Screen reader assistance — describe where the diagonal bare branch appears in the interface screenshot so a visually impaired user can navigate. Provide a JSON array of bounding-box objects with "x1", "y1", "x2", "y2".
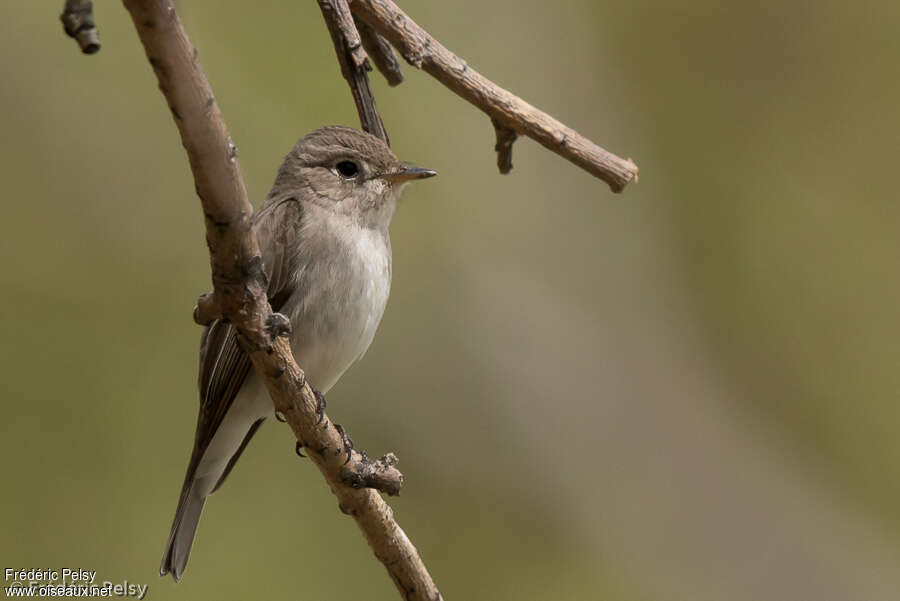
[
  {"x1": 119, "y1": 1, "x2": 440, "y2": 599},
  {"x1": 349, "y1": 0, "x2": 638, "y2": 192}
]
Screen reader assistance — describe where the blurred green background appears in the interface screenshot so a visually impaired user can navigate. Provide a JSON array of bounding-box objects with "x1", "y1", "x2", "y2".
[{"x1": 2, "y1": 1, "x2": 899, "y2": 599}]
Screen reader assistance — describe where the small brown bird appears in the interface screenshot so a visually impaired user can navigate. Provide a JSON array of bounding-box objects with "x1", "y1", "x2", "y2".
[{"x1": 160, "y1": 126, "x2": 436, "y2": 581}]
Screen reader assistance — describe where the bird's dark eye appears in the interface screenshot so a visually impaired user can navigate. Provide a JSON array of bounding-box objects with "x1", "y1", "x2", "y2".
[{"x1": 335, "y1": 160, "x2": 359, "y2": 178}]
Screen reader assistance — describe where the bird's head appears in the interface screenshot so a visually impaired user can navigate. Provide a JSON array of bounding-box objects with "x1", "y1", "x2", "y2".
[{"x1": 269, "y1": 126, "x2": 436, "y2": 228}]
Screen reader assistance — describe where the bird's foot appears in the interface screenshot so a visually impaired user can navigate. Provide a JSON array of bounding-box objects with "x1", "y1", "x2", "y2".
[
  {"x1": 265, "y1": 312, "x2": 292, "y2": 339},
  {"x1": 312, "y1": 387, "x2": 327, "y2": 424},
  {"x1": 334, "y1": 423, "x2": 355, "y2": 464}
]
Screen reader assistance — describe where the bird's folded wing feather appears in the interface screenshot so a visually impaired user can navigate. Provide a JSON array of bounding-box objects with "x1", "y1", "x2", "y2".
[{"x1": 185, "y1": 197, "x2": 305, "y2": 479}]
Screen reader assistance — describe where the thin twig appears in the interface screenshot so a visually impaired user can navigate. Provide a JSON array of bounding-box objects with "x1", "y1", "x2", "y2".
[
  {"x1": 317, "y1": 0, "x2": 390, "y2": 144},
  {"x1": 341, "y1": 452, "x2": 404, "y2": 495},
  {"x1": 60, "y1": 0, "x2": 101, "y2": 54},
  {"x1": 356, "y1": 17, "x2": 404, "y2": 86},
  {"x1": 120, "y1": 1, "x2": 439, "y2": 599},
  {"x1": 492, "y1": 117, "x2": 517, "y2": 175},
  {"x1": 349, "y1": 0, "x2": 638, "y2": 192}
]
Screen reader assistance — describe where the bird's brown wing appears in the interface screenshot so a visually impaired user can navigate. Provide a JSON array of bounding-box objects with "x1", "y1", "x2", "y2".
[
  {"x1": 183, "y1": 196, "x2": 305, "y2": 490},
  {"x1": 162, "y1": 197, "x2": 305, "y2": 579}
]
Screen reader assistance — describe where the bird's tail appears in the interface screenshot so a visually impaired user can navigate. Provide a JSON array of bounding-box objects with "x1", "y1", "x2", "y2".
[{"x1": 159, "y1": 483, "x2": 206, "y2": 583}]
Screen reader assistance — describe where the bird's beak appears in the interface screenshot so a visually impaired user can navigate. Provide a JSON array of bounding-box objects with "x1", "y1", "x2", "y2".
[{"x1": 381, "y1": 164, "x2": 438, "y2": 183}]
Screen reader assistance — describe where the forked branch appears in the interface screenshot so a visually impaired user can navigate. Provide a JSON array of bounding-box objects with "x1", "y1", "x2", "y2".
[{"x1": 349, "y1": 0, "x2": 638, "y2": 191}]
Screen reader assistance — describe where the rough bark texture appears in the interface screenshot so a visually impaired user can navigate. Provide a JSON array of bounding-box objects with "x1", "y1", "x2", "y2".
[
  {"x1": 120, "y1": 2, "x2": 439, "y2": 600},
  {"x1": 349, "y1": 0, "x2": 638, "y2": 191}
]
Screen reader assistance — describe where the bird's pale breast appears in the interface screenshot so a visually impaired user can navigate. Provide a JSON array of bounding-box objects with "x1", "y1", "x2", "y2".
[{"x1": 284, "y1": 220, "x2": 392, "y2": 393}]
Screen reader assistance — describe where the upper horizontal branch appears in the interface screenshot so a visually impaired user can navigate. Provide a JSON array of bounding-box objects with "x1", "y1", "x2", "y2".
[{"x1": 349, "y1": 0, "x2": 638, "y2": 192}]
